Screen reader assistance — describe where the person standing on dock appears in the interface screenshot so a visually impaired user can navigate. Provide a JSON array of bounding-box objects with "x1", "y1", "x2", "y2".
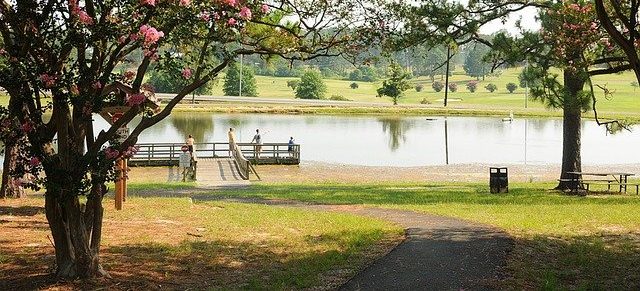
[
  {"x1": 251, "y1": 129, "x2": 263, "y2": 158},
  {"x1": 228, "y1": 128, "x2": 236, "y2": 156},
  {"x1": 186, "y1": 134, "x2": 195, "y2": 154},
  {"x1": 288, "y1": 137, "x2": 295, "y2": 157}
]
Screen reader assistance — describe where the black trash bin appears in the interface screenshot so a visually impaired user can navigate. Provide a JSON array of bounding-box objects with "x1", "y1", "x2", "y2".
[{"x1": 489, "y1": 167, "x2": 508, "y2": 193}]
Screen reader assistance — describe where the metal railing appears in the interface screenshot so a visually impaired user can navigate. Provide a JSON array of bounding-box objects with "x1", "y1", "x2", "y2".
[{"x1": 130, "y1": 142, "x2": 300, "y2": 165}]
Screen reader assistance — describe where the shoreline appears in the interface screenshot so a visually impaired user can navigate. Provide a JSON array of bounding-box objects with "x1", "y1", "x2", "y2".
[
  {"x1": 125, "y1": 161, "x2": 640, "y2": 184},
  {"x1": 169, "y1": 102, "x2": 640, "y2": 123}
]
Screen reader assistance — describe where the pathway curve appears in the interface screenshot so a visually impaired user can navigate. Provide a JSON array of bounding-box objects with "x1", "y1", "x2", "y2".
[{"x1": 192, "y1": 196, "x2": 513, "y2": 290}]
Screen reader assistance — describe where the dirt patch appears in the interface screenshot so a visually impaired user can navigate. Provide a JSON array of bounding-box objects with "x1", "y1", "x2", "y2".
[{"x1": 253, "y1": 162, "x2": 640, "y2": 184}]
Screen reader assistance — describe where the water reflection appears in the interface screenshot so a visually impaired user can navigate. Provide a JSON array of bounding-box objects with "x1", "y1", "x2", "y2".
[
  {"x1": 7, "y1": 113, "x2": 636, "y2": 167},
  {"x1": 379, "y1": 118, "x2": 413, "y2": 151},
  {"x1": 171, "y1": 114, "x2": 214, "y2": 144}
]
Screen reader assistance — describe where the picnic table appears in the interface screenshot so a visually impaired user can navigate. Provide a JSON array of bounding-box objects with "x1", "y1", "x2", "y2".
[{"x1": 565, "y1": 172, "x2": 636, "y2": 193}]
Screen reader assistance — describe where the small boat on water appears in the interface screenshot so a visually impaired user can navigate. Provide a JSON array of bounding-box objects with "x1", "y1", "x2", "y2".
[{"x1": 502, "y1": 111, "x2": 514, "y2": 122}]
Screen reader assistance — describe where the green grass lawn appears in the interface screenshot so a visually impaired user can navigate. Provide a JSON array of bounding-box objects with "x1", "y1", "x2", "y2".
[
  {"x1": 205, "y1": 68, "x2": 640, "y2": 117},
  {"x1": 0, "y1": 195, "x2": 402, "y2": 289},
  {"x1": 0, "y1": 93, "x2": 7, "y2": 106},
  {"x1": 213, "y1": 182, "x2": 640, "y2": 289}
]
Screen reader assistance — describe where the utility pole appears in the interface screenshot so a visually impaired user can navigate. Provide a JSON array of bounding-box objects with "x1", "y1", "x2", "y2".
[
  {"x1": 444, "y1": 45, "x2": 451, "y2": 107},
  {"x1": 524, "y1": 61, "x2": 528, "y2": 108},
  {"x1": 239, "y1": 54, "x2": 243, "y2": 97}
]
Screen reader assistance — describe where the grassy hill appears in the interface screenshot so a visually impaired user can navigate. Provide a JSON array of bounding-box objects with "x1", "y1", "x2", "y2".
[{"x1": 207, "y1": 68, "x2": 640, "y2": 114}]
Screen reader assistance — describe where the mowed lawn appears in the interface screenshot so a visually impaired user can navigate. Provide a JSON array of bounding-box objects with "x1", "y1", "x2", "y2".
[
  {"x1": 0, "y1": 195, "x2": 402, "y2": 290},
  {"x1": 206, "y1": 68, "x2": 640, "y2": 115},
  {"x1": 216, "y1": 182, "x2": 640, "y2": 289}
]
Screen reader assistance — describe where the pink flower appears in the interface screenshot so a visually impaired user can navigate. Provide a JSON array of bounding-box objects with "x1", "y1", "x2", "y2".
[
  {"x1": 239, "y1": 7, "x2": 252, "y2": 20},
  {"x1": 179, "y1": 0, "x2": 190, "y2": 6},
  {"x1": 212, "y1": 12, "x2": 220, "y2": 20},
  {"x1": 261, "y1": 4, "x2": 269, "y2": 13},
  {"x1": 200, "y1": 12, "x2": 210, "y2": 22},
  {"x1": 141, "y1": 0, "x2": 156, "y2": 6},
  {"x1": 40, "y1": 74, "x2": 56, "y2": 88},
  {"x1": 104, "y1": 147, "x2": 120, "y2": 160},
  {"x1": 92, "y1": 81, "x2": 103, "y2": 90},
  {"x1": 228, "y1": 18, "x2": 237, "y2": 26},
  {"x1": 29, "y1": 157, "x2": 40, "y2": 167},
  {"x1": 225, "y1": 0, "x2": 237, "y2": 7},
  {"x1": 139, "y1": 25, "x2": 164, "y2": 47},
  {"x1": 21, "y1": 122, "x2": 33, "y2": 133},
  {"x1": 118, "y1": 35, "x2": 127, "y2": 44},
  {"x1": 126, "y1": 93, "x2": 146, "y2": 106},
  {"x1": 182, "y1": 68, "x2": 192, "y2": 79},
  {"x1": 78, "y1": 10, "x2": 93, "y2": 25}
]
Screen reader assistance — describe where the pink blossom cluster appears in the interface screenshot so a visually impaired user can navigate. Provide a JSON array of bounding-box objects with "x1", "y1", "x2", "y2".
[
  {"x1": 29, "y1": 157, "x2": 40, "y2": 167},
  {"x1": 542, "y1": 2, "x2": 604, "y2": 70},
  {"x1": 239, "y1": 7, "x2": 252, "y2": 20},
  {"x1": 121, "y1": 146, "x2": 140, "y2": 159},
  {"x1": 182, "y1": 68, "x2": 193, "y2": 79},
  {"x1": 92, "y1": 81, "x2": 103, "y2": 90},
  {"x1": 69, "y1": 0, "x2": 94, "y2": 25},
  {"x1": 39, "y1": 74, "x2": 57, "y2": 88},
  {"x1": 104, "y1": 147, "x2": 120, "y2": 160},
  {"x1": 139, "y1": 25, "x2": 165, "y2": 47},
  {"x1": 180, "y1": 0, "x2": 191, "y2": 6},
  {"x1": 141, "y1": 0, "x2": 156, "y2": 6},
  {"x1": 126, "y1": 93, "x2": 146, "y2": 106},
  {"x1": 21, "y1": 121, "x2": 33, "y2": 133}
]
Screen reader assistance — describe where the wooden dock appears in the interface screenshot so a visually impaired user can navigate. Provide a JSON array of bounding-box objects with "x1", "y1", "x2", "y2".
[
  {"x1": 128, "y1": 142, "x2": 300, "y2": 167},
  {"x1": 195, "y1": 158, "x2": 251, "y2": 187}
]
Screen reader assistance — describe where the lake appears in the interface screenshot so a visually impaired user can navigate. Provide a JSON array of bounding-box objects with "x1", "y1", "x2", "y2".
[{"x1": 84, "y1": 113, "x2": 640, "y2": 167}]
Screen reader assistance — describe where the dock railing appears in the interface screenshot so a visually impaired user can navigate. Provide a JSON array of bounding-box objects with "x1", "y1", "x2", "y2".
[{"x1": 130, "y1": 142, "x2": 300, "y2": 166}]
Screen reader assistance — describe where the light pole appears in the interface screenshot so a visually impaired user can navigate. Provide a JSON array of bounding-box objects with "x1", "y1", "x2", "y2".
[{"x1": 239, "y1": 54, "x2": 243, "y2": 97}]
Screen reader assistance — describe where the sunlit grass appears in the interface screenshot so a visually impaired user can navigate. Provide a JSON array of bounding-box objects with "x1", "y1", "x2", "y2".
[
  {"x1": 214, "y1": 182, "x2": 640, "y2": 289},
  {"x1": 0, "y1": 196, "x2": 402, "y2": 289}
]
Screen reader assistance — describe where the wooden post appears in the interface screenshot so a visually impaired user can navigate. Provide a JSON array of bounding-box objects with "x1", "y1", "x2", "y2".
[
  {"x1": 123, "y1": 159, "x2": 128, "y2": 202},
  {"x1": 115, "y1": 159, "x2": 123, "y2": 210}
]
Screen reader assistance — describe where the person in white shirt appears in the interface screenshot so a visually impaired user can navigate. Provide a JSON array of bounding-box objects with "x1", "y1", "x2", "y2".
[{"x1": 250, "y1": 129, "x2": 262, "y2": 158}]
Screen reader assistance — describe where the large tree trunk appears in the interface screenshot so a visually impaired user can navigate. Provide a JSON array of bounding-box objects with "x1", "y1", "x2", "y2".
[
  {"x1": 0, "y1": 143, "x2": 25, "y2": 198},
  {"x1": 45, "y1": 183, "x2": 108, "y2": 278},
  {"x1": 556, "y1": 70, "x2": 585, "y2": 191}
]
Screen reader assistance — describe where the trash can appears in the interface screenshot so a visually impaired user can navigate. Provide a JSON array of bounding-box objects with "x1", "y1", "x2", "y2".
[{"x1": 490, "y1": 167, "x2": 508, "y2": 193}]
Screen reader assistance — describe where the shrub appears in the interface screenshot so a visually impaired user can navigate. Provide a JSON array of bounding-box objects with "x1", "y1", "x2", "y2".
[
  {"x1": 287, "y1": 80, "x2": 300, "y2": 90},
  {"x1": 466, "y1": 81, "x2": 478, "y2": 92},
  {"x1": 432, "y1": 81, "x2": 444, "y2": 92},
  {"x1": 632, "y1": 81, "x2": 639, "y2": 91},
  {"x1": 420, "y1": 98, "x2": 431, "y2": 104},
  {"x1": 415, "y1": 84, "x2": 424, "y2": 92},
  {"x1": 448, "y1": 83, "x2": 458, "y2": 92},
  {"x1": 350, "y1": 82, "x2": 359, "y2": 89},
  {"x1": 348, "y1": 66, "x2": 378, "y2": 82},
  {"x1": 295, "y1": 70, "x2": 327, "y2": 99},
  {"x1": 485, "y1": 83, "x2": 497, "y2": 92},
  {"x1": 329, "y1": 95, "x2": 351, "y2": 101},
  {"x1": 506, "y1": 82, "x2": 518, "y2": 93}
]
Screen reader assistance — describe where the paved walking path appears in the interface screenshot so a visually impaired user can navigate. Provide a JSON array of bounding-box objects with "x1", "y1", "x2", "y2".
[{"x1": 192, "y1": 196, "x2": 513, "y2": 290}]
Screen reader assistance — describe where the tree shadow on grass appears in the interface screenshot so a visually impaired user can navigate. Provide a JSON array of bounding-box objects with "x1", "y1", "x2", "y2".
[
  {"x1": 506, "y1": 233, "x2": 640, "y2": 289},
  {"x1": 0, "y1": 229, "x2": 390, "y2": 290},
  {"x1": 0, "y1": 205, "x2": 44, "y2": 216}
]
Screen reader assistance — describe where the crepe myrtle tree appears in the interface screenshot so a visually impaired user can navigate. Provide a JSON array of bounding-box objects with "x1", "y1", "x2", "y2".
[{"x1": 0, "y1": 0, "x2": 379, "y2": 279}]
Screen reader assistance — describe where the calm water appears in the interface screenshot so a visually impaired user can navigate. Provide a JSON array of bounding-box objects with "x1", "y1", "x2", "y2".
[{"x1": 85, "y1": 113, "x2": 639, "y2": 166}]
